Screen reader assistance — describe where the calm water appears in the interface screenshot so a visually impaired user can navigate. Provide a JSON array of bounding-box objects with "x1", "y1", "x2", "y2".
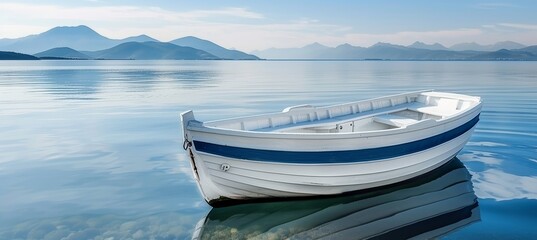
[{"x1": 0, "y1": 60, "x2": 536, "y2": 239}]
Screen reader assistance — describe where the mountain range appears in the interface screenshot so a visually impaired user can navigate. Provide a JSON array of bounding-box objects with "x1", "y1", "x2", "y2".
[
  {"x1": 0, "y1": 25, "x2": 259, "y2": 60},
  {"x1": 1, "y1": 25, "x2": 536, "y2": 60},
  {"x1": 252, "y1": 41, "x2": 537, "y2": 60},
  {"x1": 449, "y1": 41, "x2": 526, "y2": 51},
  {"x1": 85, "y1": 42, "x2": 219, "y2": 60}
]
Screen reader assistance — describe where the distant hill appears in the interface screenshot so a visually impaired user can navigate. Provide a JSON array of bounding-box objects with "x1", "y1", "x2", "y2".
[
  {"x1": 35, "y1": 47, "x2": 90, "y2": 59},
  {"x1": 170, "y1": 36, "x2": 259, "y2": 60},
  {"x1": 253, "y1": 41, "x2": 537, "y2": 60},
  {"x1": 408, "y1": 41, "x2": 449, "y2": 51},
  {"x1": 492, "y1": 41, "x2": 527, "y2": 50},
  {"x1": 121, "y1": 34, "x2": 159, "y2": 43},
  {"x1": 450, "y1": 41, "x2": 526, "y2": 51},
  {"x1": 467, "y1": 49, "x2": 537, "y2": 60},
  {"x1": 360, "y1": 42, "x2": 472, "y2": 59},
  {"x1": 254, "y1": 42, "x2": 473, "y2": 60},
  {"x1": 0, "y1": 51, "x2": 38, "y2": 60},
  {"x1": 86, "y1": 41, "x2": 220, "y2": 60},
  {"x1": 324, "y1": 44, "x2": 366, "y2": 59},
  {"x1": 361, "y1": 42, "x2": 408, "y2": 59},
  {"x1": 517, "y1": 45, "x2": 537, "y2": 55}
]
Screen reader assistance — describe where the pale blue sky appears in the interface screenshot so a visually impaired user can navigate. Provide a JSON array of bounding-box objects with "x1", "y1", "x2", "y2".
[{"x1": 1, "y1": 0, "x2": 536, "y2": 51}]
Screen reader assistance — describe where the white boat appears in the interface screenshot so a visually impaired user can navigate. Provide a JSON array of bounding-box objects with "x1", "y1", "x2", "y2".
[
  {"x1": 181, "y1": 90, "x2": 482, "y2": 206},
  {"x1": 192, "y1": 158, "x2": 480, "y2": 239}
]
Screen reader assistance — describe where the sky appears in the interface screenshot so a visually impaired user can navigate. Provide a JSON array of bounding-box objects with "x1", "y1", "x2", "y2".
[{"x1": 1, "y1": 0, "x2": 537, "y2": 52}]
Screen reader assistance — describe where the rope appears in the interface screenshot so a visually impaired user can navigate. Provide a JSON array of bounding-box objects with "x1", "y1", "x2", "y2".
[{"x1": 183, "y1": 138, "x2": 192, "y2": 150}]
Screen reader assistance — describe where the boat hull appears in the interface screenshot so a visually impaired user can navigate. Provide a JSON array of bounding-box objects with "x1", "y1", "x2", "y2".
[{"x1": 188, "y1": 126, "x2": 475, "y2": 205}]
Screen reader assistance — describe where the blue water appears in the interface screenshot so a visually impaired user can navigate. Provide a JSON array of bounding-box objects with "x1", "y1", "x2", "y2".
[{"x1": 0, "y1": 60, "x2": 536, "y2": 239}]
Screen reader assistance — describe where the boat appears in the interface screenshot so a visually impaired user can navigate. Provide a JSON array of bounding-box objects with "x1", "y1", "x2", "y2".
[
  {"x1": 181, "y1": 90, "x2": 482, "y2": 206},
  {"x1": 191, "y1": 158, "x2": 480, "y2": 239}
]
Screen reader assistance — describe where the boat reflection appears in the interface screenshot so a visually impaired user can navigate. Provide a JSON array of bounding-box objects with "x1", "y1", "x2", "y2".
[{"x1": 192, "y1": 158, "x2": 480, "y2": 239}]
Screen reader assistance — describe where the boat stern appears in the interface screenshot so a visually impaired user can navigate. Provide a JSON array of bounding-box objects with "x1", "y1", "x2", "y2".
[
  {"x1": 181, "y1": 110, "x2": 196, "y2": 142},
  {"x1": 180, "y1": 110, "x2": 227, "y2": 204}
]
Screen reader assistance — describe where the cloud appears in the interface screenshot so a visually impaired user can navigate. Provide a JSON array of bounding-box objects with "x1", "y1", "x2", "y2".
[
  {"x1": 0, "y1": 3, "x2": 263, "y2": 23},
  {"x1": 459, "y1": 152, "x2": 503, "y2": 165},
  {"x1": 470, "y1": 169, "x2": 537, "y2": 201},
  {"x1": 181, "y1": 7, "x2": 264, "y2": 19},
  {"x1": 499, "y1": 23, "x2": 537, "y2": 30},
  {"x1": 461, "y1": 147, "x2": 537, "y2": 201}
]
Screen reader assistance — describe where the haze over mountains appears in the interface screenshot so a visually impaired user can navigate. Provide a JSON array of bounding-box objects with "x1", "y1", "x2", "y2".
[
  {"x1": 1, "y1": 25, "x2": 536, "y2": 60},
  {"x1": 449, "y1": 41, "x2": 526, "y2": 51},
  {"x1": 252, "y1": 41, "x2": 537, "y2": 60},
  {"x1": 0, "y1": 25, "x2": 259, "y2": 60}
]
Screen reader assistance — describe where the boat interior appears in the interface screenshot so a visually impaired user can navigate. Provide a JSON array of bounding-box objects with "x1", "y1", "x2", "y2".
[
  {"x1": 205, "y1": 91, "x2": 480, "y2": 134},
  {"x1": 284, "y1": 109, "x2": 434, "y2": 133}
]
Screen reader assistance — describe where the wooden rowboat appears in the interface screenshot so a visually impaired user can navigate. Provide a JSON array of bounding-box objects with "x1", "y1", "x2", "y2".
[{"x1": 181, "y1": 90, "x2": 482, "y2": 206}]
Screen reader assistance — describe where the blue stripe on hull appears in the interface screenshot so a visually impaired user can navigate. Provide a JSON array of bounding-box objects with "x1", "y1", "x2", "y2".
[{"x1": 193, "y1": 115, "x2": 479, "y2": 164}]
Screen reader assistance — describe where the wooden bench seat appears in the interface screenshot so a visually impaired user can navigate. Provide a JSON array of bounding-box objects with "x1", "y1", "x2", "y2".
[
  {"x1": 374, "y1": 114, "x2": 419, "y2": 127},
  {"x1": 256, "y1": 104, "x2": 417, "y2": 132}
]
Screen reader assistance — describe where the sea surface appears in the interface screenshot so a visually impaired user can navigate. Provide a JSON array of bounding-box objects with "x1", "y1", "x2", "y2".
[{"x1": 0, "y1": 60, "x2": 536, "y2": 239}]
